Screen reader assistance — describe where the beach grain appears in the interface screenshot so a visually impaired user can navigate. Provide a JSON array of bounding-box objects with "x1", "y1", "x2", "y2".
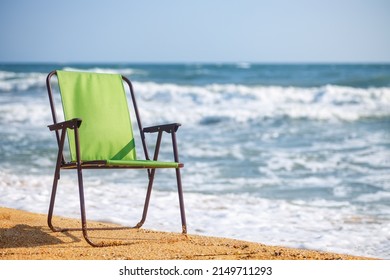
[{"x1": 0, "y1": 207, "x2": 372, "y2": 260}]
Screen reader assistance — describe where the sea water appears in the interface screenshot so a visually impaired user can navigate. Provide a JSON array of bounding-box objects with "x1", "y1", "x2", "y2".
[{"x1": 0, "y1": 63, "x2": 389, "y2": 259}]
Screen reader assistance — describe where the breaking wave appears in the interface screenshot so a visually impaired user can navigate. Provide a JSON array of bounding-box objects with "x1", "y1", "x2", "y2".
[{"x1": 1, "y1": 69, "x2": 389, "y2": 124}]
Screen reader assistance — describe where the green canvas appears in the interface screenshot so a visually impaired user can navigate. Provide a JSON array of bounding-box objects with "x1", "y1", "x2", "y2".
[
  {"x1": 57, "y1": 70, "x2": 179, "y2": 168},
  {"x1": 57, "y1": 70, "x2": 137, "y2": 162}
]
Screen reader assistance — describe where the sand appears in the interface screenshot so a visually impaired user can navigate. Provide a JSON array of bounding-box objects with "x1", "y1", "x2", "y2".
[{"x1": 0, "y1": 207, "x2": 372, "y2": 260}]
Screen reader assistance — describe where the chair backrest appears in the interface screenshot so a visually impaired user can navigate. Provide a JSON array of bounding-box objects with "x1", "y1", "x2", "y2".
[{"x1": 56, "y1": 70, "x2": 137, "y2": 162}]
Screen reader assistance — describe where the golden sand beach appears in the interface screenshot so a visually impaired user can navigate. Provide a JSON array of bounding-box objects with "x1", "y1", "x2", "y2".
[{"x1": 0, "y1": 207, "x2": 372, "y2": 260}]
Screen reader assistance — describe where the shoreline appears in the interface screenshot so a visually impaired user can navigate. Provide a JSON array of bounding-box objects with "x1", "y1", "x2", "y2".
[{"x1": 0, "y1": 207, "x2": 373, "y2": 260}]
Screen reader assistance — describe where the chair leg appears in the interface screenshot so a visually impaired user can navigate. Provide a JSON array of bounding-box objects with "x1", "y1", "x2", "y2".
[
  {"x1": 48, "y1": 128, "x2": 66, "y2": 232},
  {"x1": 135, "y1": 169, "x2": 156, "y2": 228},
  {"x1": 171, "y1": 130, "x2": 187, "y2": 234},
  {"x1": 47, "y1": 172, "x2": 59, "y2": 231},
  {"x1": 175, "y1": 168, "x2": 187, "y2": 234},
  {"x1": 76, "y1": 165, "x2": 104, "y2": 247}
]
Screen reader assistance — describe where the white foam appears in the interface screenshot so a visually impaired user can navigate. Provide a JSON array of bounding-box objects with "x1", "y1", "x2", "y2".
[
  {"x1": 0, "y1": 70, "x2": 18, "y2": 79},
  {"x1": 356, "y1": 191, "x2": 390, "y2": 203},
  {"x1": 131, "y1": 82, "x2": 390, "y2": 124},
  {"x1": 236, "y1": 62, "x2": 251, "y2": 69},
  {"x1": 1, "y1": 68, "x2": 389, "y2": 123},
  {"x1": 0, "y1": 158, "x2": 389, "y2": 259},
  {"x1": 0, "y1": 71, "x2": 47, "y2": 92},
  {"x1": 0, "y1": 100, "x2": 50, "y2": 125}
]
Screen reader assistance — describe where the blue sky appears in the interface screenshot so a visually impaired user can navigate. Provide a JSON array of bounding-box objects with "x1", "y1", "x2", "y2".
[{"x1": 0, "y1": 0, "x2": 389, "y2": 63}]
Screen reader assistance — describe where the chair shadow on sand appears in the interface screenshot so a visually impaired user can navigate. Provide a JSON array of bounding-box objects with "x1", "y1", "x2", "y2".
[{"x1": 0, "y1": 224, "x2": 80, "y2": 248}]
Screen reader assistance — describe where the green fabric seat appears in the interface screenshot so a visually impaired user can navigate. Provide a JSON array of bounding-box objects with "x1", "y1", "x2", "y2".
[{"x1": 106, "y1": 159, "x2": 179, "y2": 168}]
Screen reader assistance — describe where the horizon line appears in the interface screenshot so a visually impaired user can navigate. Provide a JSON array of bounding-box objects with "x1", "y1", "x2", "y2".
[{"x1": 1, "y1": 61, "x2": 390, "y2": 65}]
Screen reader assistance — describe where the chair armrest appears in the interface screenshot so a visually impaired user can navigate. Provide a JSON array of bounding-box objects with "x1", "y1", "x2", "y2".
[
  {"x1": 48, "y1": 118, "x2": 82, "y2": 131},
  {"x1": 143, "y1": 123, "x2": 181, "y2": 134}
]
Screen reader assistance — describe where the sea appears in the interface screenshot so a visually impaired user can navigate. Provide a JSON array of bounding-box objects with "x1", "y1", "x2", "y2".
[{"x1": 0, "y1": 63, "x2": 389, "y2": 259}]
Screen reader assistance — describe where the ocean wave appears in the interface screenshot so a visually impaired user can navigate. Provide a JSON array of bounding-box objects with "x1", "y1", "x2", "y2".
[
  {"x1": 0, "y1": 71, "x2": 47, "y2": 92},
  {"x1": 0, "y1": 67, "x2": 144, "y2": 92},
  {"x1": 1, "y1": 69, "x2": 389, "y2": 123},
  {"x1": 131, "y1": 82, "x2": 390, "y2": 123},
  {"x1": 236, "y1": 62, "x2": 251, "y2": 69}
]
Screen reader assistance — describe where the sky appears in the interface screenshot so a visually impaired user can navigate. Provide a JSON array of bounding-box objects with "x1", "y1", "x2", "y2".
[{"x1": 0, "y1": 0, "x2": 389, "y2": 63}]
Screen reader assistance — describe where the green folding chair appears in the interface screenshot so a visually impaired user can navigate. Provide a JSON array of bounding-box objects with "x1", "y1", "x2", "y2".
[{"x1": 46, "y1": 70, "x2": 187, "y2": 247}]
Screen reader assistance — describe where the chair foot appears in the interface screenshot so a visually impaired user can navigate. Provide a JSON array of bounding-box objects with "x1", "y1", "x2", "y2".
[
  {"x1": 82, "y1": 233, "x2": 108, "y2": 247},
  {"x1": 134, "y1": 221, "x2": 144, "y2": 229},
  {"x1": 48, "y1": 223, "x2": 135, "y2": 247}
]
